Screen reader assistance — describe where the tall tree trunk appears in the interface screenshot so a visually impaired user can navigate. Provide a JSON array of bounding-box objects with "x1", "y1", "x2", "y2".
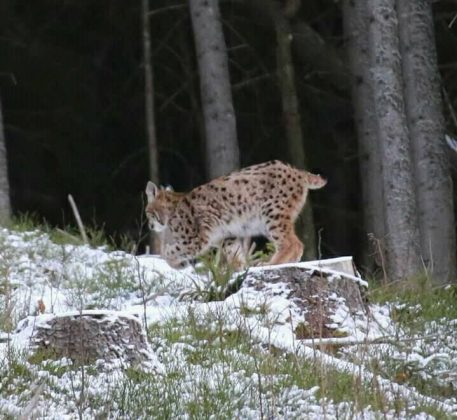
[
  {"x1": 142, "y1": 0, "x2": 160, "y2": 252},
  {"x1": 142, "y1": 0, "x2": 159, "y2": 185},
  {"x1": 397, "y1": 0, "x2": 456, "y2": 284},
  {"x1": 264, "y1": 0, "x2": 317, "y2": 260},
  {"x1": 0, "y1": 96, "x2": 11, "y2": 224},
  {"x1": 367, "y1": 0, "x2": 422, "y2": 282},
  {"x1": 178, "y1": 29, "x2": 206, "y2": 170},
  {"x1": 244, "y1": 1, "x2": 350, "y2": 94},
  {"x1": 189, "y1": 0, "x2": 240, "y2": 179},
  {"x1": 343, "y1": 0, "x2": 386, "y2": 272}
]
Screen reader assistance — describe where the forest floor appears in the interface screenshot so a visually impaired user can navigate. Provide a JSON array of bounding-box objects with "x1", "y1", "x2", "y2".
[{"x1": 0, "y1": 225, "x2": 456, "y2": 419}]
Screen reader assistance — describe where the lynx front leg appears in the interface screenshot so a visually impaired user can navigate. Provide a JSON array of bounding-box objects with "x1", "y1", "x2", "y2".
[
  {"x1": 163, "y1": 247, "x2": 191, "y2": 269},
  {"x1": 162, "y1": 236, "x2": 204, "y2": 269}
]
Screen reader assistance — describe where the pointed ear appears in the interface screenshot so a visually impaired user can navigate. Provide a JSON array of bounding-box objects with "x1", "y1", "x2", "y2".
[{"x1": 145, "y1": 181, "x2": 158, "y2": 202}]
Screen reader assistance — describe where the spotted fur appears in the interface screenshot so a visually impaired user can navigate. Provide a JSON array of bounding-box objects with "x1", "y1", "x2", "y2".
[{"x1": 145, "y1": 160, "x2": 326, "y2": 268}]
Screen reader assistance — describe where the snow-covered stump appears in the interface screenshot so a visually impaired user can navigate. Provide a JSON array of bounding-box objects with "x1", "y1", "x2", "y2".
[
  {"x1": 15, "y1": 311, "x2": 156, "y2": 369},
  {"x1": 238, "y1": 259, "x2": 369, "y2": 340}
]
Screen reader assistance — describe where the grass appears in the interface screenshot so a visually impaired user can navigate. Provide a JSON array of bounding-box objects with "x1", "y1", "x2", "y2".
[
  {"x1": 0, "y1": 348, "x2": 35, "y2": 397},
  {"x1": 1, "y1": 217, "x2": 141, "y2": 317},
  {"x1": 5, "y1": 212, "x2": 136, "y2": 250},
  {"x1": 141, "y1": 308, "x2": 421, "y2": 418},
  {"x1": 79, "y1": 259, "x2": 139, "y2": 309},
  {"x1": 370, "y1": 275, "x2": 457, "y2": 321},
  {"x1": 192, "y1": 248, "x2": 248, "y2": 301},
  {"x1": 355, "y1": 280, "x2": 457, "y2": 407},
  {"x1": 127, "y1": 307, "x2": 449, "y2": 418},
  {"x1": 2, "y1": 309, "x2": 450, "y2": 418},
  {"x1": 0, "y1": 222, "x2": 455, "y2": 418}
]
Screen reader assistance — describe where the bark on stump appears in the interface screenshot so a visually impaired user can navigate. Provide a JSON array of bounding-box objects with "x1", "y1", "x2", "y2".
[
  {"x1": 240, "y1": 263, "x2": 368, "y2": 339},
  {"x1": 18, "y1": 311, "x2": 153, "y2": 368}
]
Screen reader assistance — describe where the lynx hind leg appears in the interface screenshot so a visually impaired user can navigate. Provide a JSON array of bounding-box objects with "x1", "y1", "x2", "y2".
[{"x1": 268, "y1": 230, "x2": 304, "y2": 265}]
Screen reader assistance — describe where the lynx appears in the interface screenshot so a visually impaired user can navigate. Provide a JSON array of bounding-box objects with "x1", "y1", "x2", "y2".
[{"x1": 145, "y1": 160, "x2": 326, "y2": 268}]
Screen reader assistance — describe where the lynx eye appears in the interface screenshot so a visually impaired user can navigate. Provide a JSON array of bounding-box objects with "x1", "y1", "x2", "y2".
[
  {"x1": 149, "y1": 211, "x2": 163, "y2": 225},
  {"x1": 147, "y1": 211, "x2": 156, "y2": 222}
]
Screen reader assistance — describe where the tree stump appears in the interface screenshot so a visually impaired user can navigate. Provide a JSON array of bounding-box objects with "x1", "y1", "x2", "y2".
[
  {"x1": 238, "y1": 259, "x2": 369, "y2": 339},
  {"x1": 16, "y1": 310, "x2": 158, "y2": 369}
]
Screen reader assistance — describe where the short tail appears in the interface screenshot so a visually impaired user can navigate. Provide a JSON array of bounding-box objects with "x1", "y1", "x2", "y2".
[{"x1": 304, "y1": 172, "x2": 327, "y2": 190}]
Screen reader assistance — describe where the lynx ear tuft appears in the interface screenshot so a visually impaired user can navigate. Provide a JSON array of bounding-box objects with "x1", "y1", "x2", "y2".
[{"x1": 146, "y1": 181, "x2": 158, "y2": 202}]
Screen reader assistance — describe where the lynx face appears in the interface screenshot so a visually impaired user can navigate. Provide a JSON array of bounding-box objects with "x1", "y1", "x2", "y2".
[
  {"x1": 145, "y1": 160, "x2": 326, "y2": 269},
  {"x1": 145, "y1": 183, "x2": 178, "y2": 232}
]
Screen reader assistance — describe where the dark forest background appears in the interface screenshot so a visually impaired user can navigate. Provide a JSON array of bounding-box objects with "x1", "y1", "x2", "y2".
[{"x1": 1, "y1": 0, "x2": 457, "y2": 275}]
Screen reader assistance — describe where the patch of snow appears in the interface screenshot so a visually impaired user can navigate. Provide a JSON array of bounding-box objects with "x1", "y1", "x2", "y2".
[{"x1": 1, "y1": 227, "x2": 456, "y2": 418}]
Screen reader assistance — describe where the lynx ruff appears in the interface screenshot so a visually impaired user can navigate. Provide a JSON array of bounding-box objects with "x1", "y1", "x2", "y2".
[{"x1": 145, "y1": 160, "x2": 326, "y2": 268}]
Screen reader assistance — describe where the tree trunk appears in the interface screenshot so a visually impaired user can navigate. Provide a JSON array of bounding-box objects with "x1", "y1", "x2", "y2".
[
  {"x1": 291, "y1": 21, "x2": 350, "y2": 94},
  {"x1": 397, "y1": 0, "x2": 456, "y2": 284},
  {"x1": 189, "y1": 0, "x2": 240, "y2": 179},
  {"x1": 142, "y1": 0, "x2": 160, "y2": 252},
  {"x1": 142, "y1": 0, "x2": 159, "y2": 184},
  {"x1": 244, "y1": 0, "x2": 350, "y2": 95},
  {"x1": 343, "y1": 0, "x2": 385, "y2": 272},
  {"x1": 264, "y1": 0, "x2": 317, "y2": 260},
  {"x1": 367, "y1": 0, "x2": 422, "y2": 282},
  {"x1": 178, "y1": 29, "x2": 207, "y2": 168},
  {"x1": 0, "y1": 96, "x2": 11, "y2": 224}
]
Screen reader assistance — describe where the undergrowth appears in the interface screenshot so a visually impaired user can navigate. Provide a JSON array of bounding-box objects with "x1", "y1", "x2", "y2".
[
  {"x1": 0, "y1": 223, "x2": 455, "y2": 418},
  {"x1": 355, "y1": 279, "x2": 457, "y2": 405},
  {"x1": 5, "y1": 212, "x2": 137, "y2": 251},
  {"x1": 371, "y1": 279, "x2": 457, "y2": 322}
]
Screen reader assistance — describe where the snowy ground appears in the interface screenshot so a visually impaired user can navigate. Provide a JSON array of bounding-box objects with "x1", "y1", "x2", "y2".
[{"x1": 0, "y1": 227, "x2": 456, "y2": 419}]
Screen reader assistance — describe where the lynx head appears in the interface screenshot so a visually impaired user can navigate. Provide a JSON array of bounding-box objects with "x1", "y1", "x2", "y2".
[
  {"x1": 145, "y1": 182, "x2": 179, "y2": 232},
  {"x1": 304, "y1": 172, "x2": 327, "y2": 190}
]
